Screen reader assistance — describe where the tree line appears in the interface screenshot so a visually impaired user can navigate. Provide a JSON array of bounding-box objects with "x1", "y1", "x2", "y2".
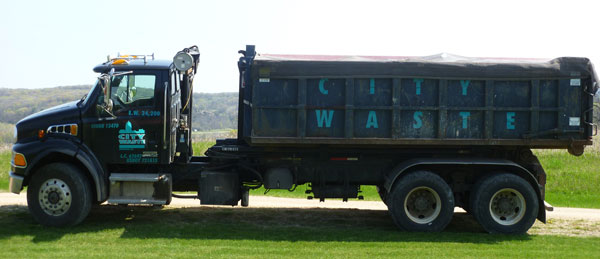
[{"x1": 0, "y1": 86, "x2": 239, "y2": 132}]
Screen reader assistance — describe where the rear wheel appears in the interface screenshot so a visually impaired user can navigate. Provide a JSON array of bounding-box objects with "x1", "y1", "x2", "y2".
[
  {"x1": 388, "y1": 170, "x2": 454, "y2": 232},
  {"x1": 470, "y1": 173, "x2": 538, "y2": 234},
  {"x1": 27, "y1": 163, "x2": 92, "y2": 227}
]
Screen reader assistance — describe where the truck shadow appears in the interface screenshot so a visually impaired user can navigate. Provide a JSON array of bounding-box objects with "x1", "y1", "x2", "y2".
[{"x1": 0, "y1": 204, "x2": 530, "y2": 243}]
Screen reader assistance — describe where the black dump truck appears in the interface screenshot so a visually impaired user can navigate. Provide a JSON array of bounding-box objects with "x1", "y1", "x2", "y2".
[{"x1": 8, "y1": 45, "x2": 598, "y2": 234}]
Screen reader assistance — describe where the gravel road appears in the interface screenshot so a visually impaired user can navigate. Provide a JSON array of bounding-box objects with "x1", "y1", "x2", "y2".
[{"x1": 1, "y1": 192, "x2": 598, "y2": 221}]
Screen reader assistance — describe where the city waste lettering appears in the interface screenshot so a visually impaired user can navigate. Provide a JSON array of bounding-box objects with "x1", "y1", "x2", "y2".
[
  {"x1": 315, "y1": 78, "x2": 516, "y2": 130},
  {"x1": 118, "y1": 121, "x2": 146, "y2": 150}
]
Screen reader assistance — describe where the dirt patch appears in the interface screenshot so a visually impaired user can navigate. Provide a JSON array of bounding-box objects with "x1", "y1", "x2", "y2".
[
  {"x1": 2, "y1": 192, "x2": 600, "y2": 237},
  {"x1": 530, "y1": 219, "x2": 600, "y2": 237}
]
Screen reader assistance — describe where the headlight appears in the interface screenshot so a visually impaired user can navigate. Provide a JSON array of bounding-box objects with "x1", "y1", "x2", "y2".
[{"x1": 13, "y1": 126, "x2": 17, "y2": 143}]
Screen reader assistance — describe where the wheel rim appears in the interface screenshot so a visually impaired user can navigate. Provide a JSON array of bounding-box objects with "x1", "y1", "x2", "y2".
[
  {"x1": 38, "y1": 178, "x2": 72, "y2": 216},
  {"x1": 489, "y1": 188, "x2": 526, "y2": 226},
  {"x1": 404, "y1": 186, "x2": 442, "y2": 224}
]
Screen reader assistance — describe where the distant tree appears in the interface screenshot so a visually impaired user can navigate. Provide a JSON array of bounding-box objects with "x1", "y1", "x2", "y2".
[
  {"x1": 0, "y1": 85, "x2": 90, "y2": 123},
  {"x1": 0, "y1": 122, "x2": 15, "y2": 145}
]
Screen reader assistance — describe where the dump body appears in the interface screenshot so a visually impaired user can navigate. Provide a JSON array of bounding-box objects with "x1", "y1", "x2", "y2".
[{"x1": 238, "y1": 50, "x2": 597, "y2": 152}]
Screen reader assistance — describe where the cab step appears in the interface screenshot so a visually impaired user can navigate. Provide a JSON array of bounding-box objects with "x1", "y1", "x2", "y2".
[{"x1": 107, "y1": 173, "x2": 172, "y2": 205}]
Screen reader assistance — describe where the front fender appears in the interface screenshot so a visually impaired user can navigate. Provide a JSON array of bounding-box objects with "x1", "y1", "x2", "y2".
[
  {"x1": 12, "y1": 139, "x2": 107, "y2": 202},
  {"x1": 75, "y1": 143, "x2": 108, "y2": 201},
  {"x1": 13, "y1": 139, "x2": 78, "y2": 177}
]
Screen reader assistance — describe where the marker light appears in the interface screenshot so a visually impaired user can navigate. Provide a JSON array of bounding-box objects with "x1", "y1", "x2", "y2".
[
  {"x1": 111, "y1": 59, "x2": 128, "y2": 65},
  {"x1": 13, "y1": 152, "x2": 27, "y2": 167},
  {"x1": 70, "y1": 125, "x2": 78, "y2": 136},
  {"x1": 38, "y1": 130, "x2": 45, "y2": 139}
]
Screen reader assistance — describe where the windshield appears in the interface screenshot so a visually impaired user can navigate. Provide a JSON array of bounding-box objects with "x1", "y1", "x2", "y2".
[
  {"x1": 80, "y1": 79, "x2": 100, "y2": 106},
  {"x1": 110, "y1": 74, "x2": 156, "y2": 106}
]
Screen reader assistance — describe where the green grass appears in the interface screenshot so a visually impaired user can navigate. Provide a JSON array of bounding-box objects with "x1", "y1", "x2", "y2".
[
  {"x1": 0, "y1": 205, "x2": 599, "y2": 258},
  {"x1": 0, "y1": 150, "x2": 10, "y2": 191},
  {"x1": 2, "y1": 142, "x2": 598, "y2": 208},
  {"x1": 249, "y1": 184, "x2": 382, "y2": 201},
  {"x1": 192, "y1": 141, "x2": 216, "y2": 156},
  {"x1": 534, "y1": 149, "x2": 600, "y2": 208}
]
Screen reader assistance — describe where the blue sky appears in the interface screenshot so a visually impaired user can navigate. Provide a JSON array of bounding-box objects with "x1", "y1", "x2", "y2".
[{"x1": 1, "y1": 0, "x2": 598, "y2": 93}]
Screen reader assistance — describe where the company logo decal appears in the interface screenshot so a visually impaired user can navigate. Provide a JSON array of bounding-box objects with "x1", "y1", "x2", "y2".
[{"x1": 118, "y1": 121, "x2": 146, "y2": 150}]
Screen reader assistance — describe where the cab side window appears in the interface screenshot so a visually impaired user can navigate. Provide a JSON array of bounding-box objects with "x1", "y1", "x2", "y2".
[{"x1": 110, "y1": 74, "x2": 156, "y2": 111}]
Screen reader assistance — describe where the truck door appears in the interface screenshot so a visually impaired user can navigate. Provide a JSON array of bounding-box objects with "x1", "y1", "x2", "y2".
[
  {"x1": 168, "y1": 69, "x2": 181, "y2": 163},
  {"x1": 84, "y1": 70, "x2": 166, "y2": 165}
]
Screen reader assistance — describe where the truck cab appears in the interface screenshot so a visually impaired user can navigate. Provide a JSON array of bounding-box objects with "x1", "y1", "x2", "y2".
[
  {"x1": 9, "y1": 47, "x2": 200, "y2": 226},
  {"x1": 88, "y1": 58, "x2": 181, "y2": 165}
]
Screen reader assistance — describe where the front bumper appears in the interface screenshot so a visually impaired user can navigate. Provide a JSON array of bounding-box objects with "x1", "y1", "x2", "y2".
[{"x1": 9, "y1": 171, "x2": 24, "y2": 194}]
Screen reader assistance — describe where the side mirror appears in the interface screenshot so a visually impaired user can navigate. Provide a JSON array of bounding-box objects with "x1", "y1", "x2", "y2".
[
  {"x1": 97, "y1": 74, "x2": 113, "y2": 114},
  {"x1": 96, "y1": 68, "x2": 131, "y2": 116}
]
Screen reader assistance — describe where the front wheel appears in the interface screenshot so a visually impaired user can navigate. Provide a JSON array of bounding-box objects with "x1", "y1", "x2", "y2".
[
  {"x1": 388, "y1": 170, "x2": 454, "y2": 232},
  {"x1": 470, "y1": 173, "x2": 538, "y2": 234},
  {"x1": 27, "y1": 163, "x2": 93, "y2": 227}
]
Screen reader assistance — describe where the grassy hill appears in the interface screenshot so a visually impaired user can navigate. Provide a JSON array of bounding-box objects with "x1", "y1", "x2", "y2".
[
  {"x1": 192, "y1": 92, "x2": 238, "y2": 131},
  {"x1": 0, "y1": 86, "x2": 91, "y2": 124},
  {"x1": 0, "y1": 86, "x2": 238, "y2": 142}
]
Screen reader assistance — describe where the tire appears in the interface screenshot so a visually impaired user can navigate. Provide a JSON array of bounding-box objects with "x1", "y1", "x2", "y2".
[
  {"x1": 470, "y1": 173, "x2": 538, "y2": 234},
  {"x1": 376, "y1": 185, "x2": 388, "y2": 206},
  {"x1": 27, "y1": 163, "x2": 92, "y2": 227},
  {"x1": 388, "y1": 171, "x2": 454, "y2": 232}
]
